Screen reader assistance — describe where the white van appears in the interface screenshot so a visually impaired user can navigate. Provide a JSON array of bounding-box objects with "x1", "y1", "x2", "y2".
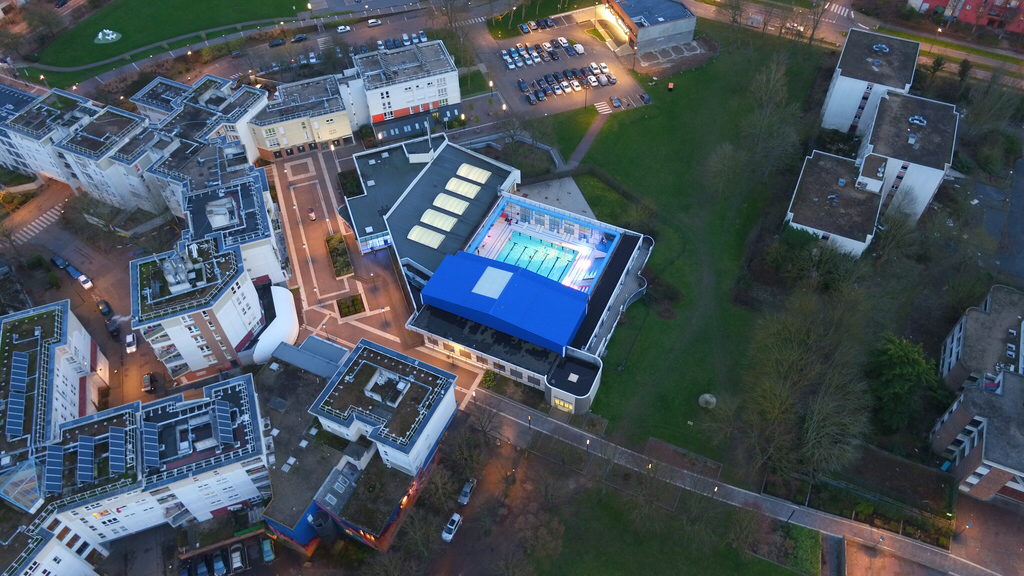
[{"x1": 574, "y1": 43, "x2": 585, "y2": 54}]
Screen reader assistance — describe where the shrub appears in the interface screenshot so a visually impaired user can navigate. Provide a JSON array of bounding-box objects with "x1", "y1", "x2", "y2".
[
  {"x1": 23, "y1": 53, "x2": 39, "y2": 63},
  {"x1": 787, "y1": 525, "x2": 821, "y2": 576},
  {"x1": 26, "y1": 255, "x2": 45, "y2": 270},
  {"x1": 481, "y1": 370, "x2": 496, "y2": 389},
  {"x1": 325, "y1": 233, "x2": 353, "y2": 276},
  {"x1": 46, "y1": 271, "x2": 60, "y2": 289}
]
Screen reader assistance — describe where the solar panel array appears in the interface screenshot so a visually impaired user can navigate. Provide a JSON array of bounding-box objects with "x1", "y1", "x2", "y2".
[
  {"x1": 5, "y1": 392, "x2": 25, "y2": 437},
  {"x1": 10, "y1": 351, "x2": 28, "y2": 394},
  {"x1": 108, "y1": 426, "x2": 126, "y2": 474},
  {"x1": 77, "y1": 436, "x2": 94, "y2": 483},
  {"x1": 142, "y1": 422, "x2": 160, "y2": 469},
  {"x1": 213, "y1": 401, "x2": 234, "y2": 445},
  {"x1": 44, "y1": 445, "x2": 63, "y2": 493}
]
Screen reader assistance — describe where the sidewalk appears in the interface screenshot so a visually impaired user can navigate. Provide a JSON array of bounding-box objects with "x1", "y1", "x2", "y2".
[
  {"x1": 464, "y1": 388, "x2": 1001, "y2": 576},
  {"x1": 558, "y1": 112, "x2": 608, "y2": 171}
]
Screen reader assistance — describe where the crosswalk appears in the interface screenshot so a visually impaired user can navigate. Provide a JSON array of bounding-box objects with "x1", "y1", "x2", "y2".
[
  {"x1": 456, "y1": 16, "x2": 487, "y2": 26},
  {"x1": 824, "y1": 2, "x2": 852, "y2": 19},
  {"x1": 593, "y1": 101, "x2": 612, "y2": 115},
  {"x1": 3, "y1": 204, "x2": 62, "y2": 247}
]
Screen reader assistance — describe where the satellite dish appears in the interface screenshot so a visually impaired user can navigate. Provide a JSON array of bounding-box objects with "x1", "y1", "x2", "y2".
[{"x1": 698, "y1": 394, "x2": 717, "y2": 409}]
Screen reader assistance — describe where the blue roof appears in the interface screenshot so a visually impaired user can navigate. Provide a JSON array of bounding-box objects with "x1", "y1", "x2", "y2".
[{"x1": 421, "y1": 251, "x2": 588, "y2": 354}]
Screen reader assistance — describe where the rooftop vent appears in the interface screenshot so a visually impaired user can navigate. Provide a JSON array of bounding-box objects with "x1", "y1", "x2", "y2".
[
  {"x1": 909, "y1": 115, "x2": 927, "y2": 126},
  {"x1": 873, "y1": 59, "x2": 882, "y2": 67},
  {"x1": 908, "y1": 134, "x2": 918, "y2": 145},
  {"x1": 837, "y1": 178, "x2": 847, "y2": 187},
  {"x1": 872, "y1": 44, "x2": 890, "y2": 53}
]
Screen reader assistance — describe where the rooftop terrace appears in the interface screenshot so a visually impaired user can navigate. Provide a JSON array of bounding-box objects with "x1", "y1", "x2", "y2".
[
  {"x1": 250, "y1": 76, "x2": 346, "y2": 127},
  {"x1": 0, "y1": 84, "x2": 39, "y2": 125},
  {"x1": 870, "y1": 92, "x2": 958, "y2": 170},
  {"x1": 355, "y1": 41, "x2": 457, "y2": 91},
  {"x1": 961, "y1": 372, "x2": 1024, "y2": 475},
  {"x1": 184, "y1": 174, "x2": 271, "y2": 247},
  {"x1": 958, "y1": 285, "x2": 1024, "y2": 378},
  {"x1": 789, "y1": 151, "x2": 882, "y2": 243},
  {"x1": 130, "y1": 238, "x2": 241, "y2": 324},
  {"x1": 838, "y1": 28, "x2": 919, "y2": 89},
  {"x1": 338, "y1": 454, "x2": 411, "y2": 537},
  {"x1": 131, "y1": 77, "x2": 190, "y2": 112},
  {"x1": 58, "y1": 107, "x2": 145, "y2": 160},
  {"x1": 312, "y1": 340, "x2": 455, "y2": 449},
  {"x1": 6, "y1": 91, "x2": 97, "y2": 139}
]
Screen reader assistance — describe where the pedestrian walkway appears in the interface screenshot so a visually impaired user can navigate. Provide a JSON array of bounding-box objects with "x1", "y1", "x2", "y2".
[
  {"x1": 824, "y1": 1, "x2": 852, "y2": 18},
  {"x1": 593, "y1": 100, "x2": 612, "y2": 115},
  {"x1": 457, "y1": 16, "x2": 487, "y2": 26},
  {"x1": 558, "y1": 112, "x2": 608, "y2": 171},
  {"x1": 3, "y1": 203, "x2": 62, "y2": 246},
  {"x1": 463, "y1": 388, "x2": 1001, "y2": 576}
]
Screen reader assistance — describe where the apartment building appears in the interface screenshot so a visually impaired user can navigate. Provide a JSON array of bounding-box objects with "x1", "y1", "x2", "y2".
[
  {"x1": 0, "y1": 376, "x2": 269, "y2": 576},
  {"x1": 908, "y1": 0, "x2": 1024, "y2": 35},
  {"x1": 5, "y1": 89, "x2": 101, "y2": 185},
  {"x1": 821, "y1": 29, "x2": 919, "y2": 135},
  {"x1": 249, "y1": 76, "x2": 353, "y2": 160},
  {"x1": 260, "y1": 338, "x2": 456, "y2": 553},
  {"x1": 0, "y1": 84, "x2": 39, "y2": 175},
  {"x1": 350, "y1": 41, "x2": 459, "y2": 124}
]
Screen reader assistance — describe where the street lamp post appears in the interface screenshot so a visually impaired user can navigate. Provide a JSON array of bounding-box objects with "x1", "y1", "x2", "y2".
[
  {"x1": 955, "y1": 523, "x2": 972, "y2": 538},
  {"x1": 489, "y1": 80, "x2": 494, "y2": 96},
  {"x1": 874, "y1": 536, "x2": 885, "y2": 549},
  {"x1": 39, "y1": 75, "x2": 48, "y2": 89},
  {"x1": 586, "y1": 438, "x2": 589, "y2": 453},
  {"x1": 528, "y1": 415, "x2": 532, "y2": 430}
]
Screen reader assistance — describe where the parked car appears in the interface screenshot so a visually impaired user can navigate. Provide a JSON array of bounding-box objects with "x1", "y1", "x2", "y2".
[
  {"x1": 211, "y1": 550, "x2": 227, "y2": 576},
  {"x1": 418, "y1": 30, "x2": 427, "y2": 42},
  {"x1": 589, "y1": 61, "x2": 600, "y2": 75},
  {"x1": 552, "y1": 82, "x2": 563, "y2": 95},
  {"x1": 142, "y1": 372, "x2": 155, "y2": 393},
  {"x1": 385, "y1": 38, "x2": 394, "y2": 50},
  {"x1": 545, "y1": 17, "x2": 556, "y2": 27},
  {"x1": 231, "y1": 50, "x2": 244, "y2": 59},
  {"x1": 308, "y1": 52, "x2": 318, "y2": 64},
  {"x1": 50, "y1": 255, "x2": 68, "y2": 269},
  {"x1": 106, "y1": 319, "x2": 120, "y2": 340},
  {"x1": 560, "y1": 80, "x2": 571, "y2": 93},
  {"x1": 291, "y1": 34, "x2": 307, "y2": 43},
  {"x1": 458, "y1": 478, "x2": 477, "y2": 505},
  {"x1": 517, "y1": 78, "x2": 529, "y2": 93},
  {"x1": 607, "y1": 72, "x2": 617, "y2": 85},
  {"x1": 125, "y1": 332, "x2": 137, "y2": 354},
  {"x1": 519, "y1": 23, "x2": 530, "y2": 34},
  {"x1": 196, "y1": 556, "x2": 210, "y2": 576},
  {"x1": 526, "y1": 92, "x2": 538, "y2": 105},
  {"x1": 97, "y1": 300, "x2": 113, "y2": 318},
  {"x1": 367, "y1": 18, "x2": 383, "y2": 27},
  {"x1": 336, "y1": 25, "x2": 351, "y2": 33},
  {"x1": 78, "y1": 275, "x2": 94, "y2": 290},
  {"x1": 640, "y1": 92, "x2": 652, "y2": 104},
  {"x1": 610, "y1": 96, "x2": 622, "y2": 108},
  {"x1": 558, "y1": 36, "x2": 569, "y2": 48},
  {"x1": 229, "y1": 544, "x2": 246, "y2": 573},
  {"x1": 55, "y1": 0, "x2": 69, "y2": 8},
  {"x1": 535, "y1": 88, "x2": 546, "y2": 101},
  {"x1": 570, "y1": 79, "x2": 582, "y2": 92},
  {"x1": 544, "y1": 73, "x2": 555, "y2": 85},
  {"x1": 587, "y1": 75, "x2": 599, "y2": 88},
  {"x1": 402, "y1": 33, "x2": 411, "y2": 45},
  {"x1": 566, "y1": 44, "x2": 576, "y2": 56},
  {"x1": 527, "y1": 20, "x2": 538, "y2": 30},
  {"x1": 441, "y1": 513, "x2": 462, "y2": 542},
  {"x1": 574, "y1": 43, "x2": 585, "y2": 54},
  {"x1": 298, "y1": 55, "x2": 308, "y2": 65},
  {"x1": 261, "y1": 539, "x2": 275, "y2": 563},
  {"x1": 505, "y1": 59, "x2": 516, "y2": 70},
  {"x1": 269, "y1": 38, "x2": 285, "y2": 48},
  {"x1": 376, "y1": 39, "x2": 385, "y2": 51},
  {"x1": 599, "y1": 61, "x2": 609, "y2": 73},
  {"x1": 360, "y1": 43, "x2": 369, "y2": 54},
  {"x1": 598, "y1": 74, "x2": 609, "y2": 86}
]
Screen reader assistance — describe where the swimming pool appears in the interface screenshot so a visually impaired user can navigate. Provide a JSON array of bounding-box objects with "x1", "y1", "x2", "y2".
[{"x1": 493, "y1": 231, "x2": 579, "y2": 283}]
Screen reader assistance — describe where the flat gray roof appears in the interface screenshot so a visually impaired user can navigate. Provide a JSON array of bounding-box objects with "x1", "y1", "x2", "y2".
[
  {"x1": 964, "y1": 372, "x2": 1024, "y2": 473},
  {"x1": 838, "y1": 28, "x2": 919, "y2": 89},
  {"x1": 959, "y1": 285, "x2": 1024, "y2": 377},
  {"x1": 612, "y1": 0, "x2": 694, "y2": 25},
  {"x1": 7, "y1": 91, "x2": 97, "y2": 139},
  {"x1": 59, "y1": 107, "x2": 145, "y2": 160},
  {"x1": 131, "y1": 77, "x2": 190, "y2": 112},
  {"x1": 789, "y1": 151, "x2": 881, "y2": 243},
  {"x1": 250, "y1": 76, "x2": 346, "y2": 127},
  {"x1": 385, "y1": 143, "x2": 511, "y2": 273},
  {"x1": 354, "y1": 41, "x2": 456, "y2": 91},
  {"x1": 870, "y1": 92, "x2": 957, "y2": 170}
]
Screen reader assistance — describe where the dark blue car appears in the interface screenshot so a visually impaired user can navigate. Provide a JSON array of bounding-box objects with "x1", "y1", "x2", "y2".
[{"x1": 519, "y1": 23, "x2": 531, "y2": 34}]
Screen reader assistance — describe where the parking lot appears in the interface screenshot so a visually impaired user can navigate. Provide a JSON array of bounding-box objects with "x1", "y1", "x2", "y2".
[{"x1": 485, "y1": 15, "x2": 648, "y2": 117}]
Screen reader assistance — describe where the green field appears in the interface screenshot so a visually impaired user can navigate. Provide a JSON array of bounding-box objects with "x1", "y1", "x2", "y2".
[
  {"x1": 487, "y1": 0, "x2": 583, "y2": 39},
  {"x1": 542, "y1": 489, "x2": 797, "y2": 576},
  {"x1": 528, "y1": 106, "x2": 597, "y2": 160},
  {"x1": 458, "y1": 70, "x2": 489, "y2": 97},
  {"x1": 578, "y1": 20, "x2": 822, "y2": 455},
  {"x1": 36, "y1": 0, "x2": 295, "y2": 67}
]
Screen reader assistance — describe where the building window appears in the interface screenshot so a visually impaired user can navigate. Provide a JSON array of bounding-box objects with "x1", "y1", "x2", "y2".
[
  {"x1": 427, "y1": 337, "x2": 439, "y2": 346},
  {"x1": 263, "y1": 128, "x2": 277, "y2": 137},
  {"x1": 510, "y1": 369, "x2": 523, "y2": 379},
  {"x1": 493, "y1": 362, "x2": 505, "y2": 372},
  {"x1": 527, "y1": 375, "x2": 541, "y2": 386},
  {"x1": 266, "y1": 138, "x2": 280, "y2": 148},
  {"x1": 459, "y1": 349, "x2": 472, "y2": 359},
  {"x1": 326, "y1": 118, "x2": 334, "y2": 124}
]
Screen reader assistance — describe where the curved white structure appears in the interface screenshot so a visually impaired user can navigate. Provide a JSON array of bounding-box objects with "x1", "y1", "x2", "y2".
[{"x1": 253, "y1": 286, "x2": 300, "y2": 364}]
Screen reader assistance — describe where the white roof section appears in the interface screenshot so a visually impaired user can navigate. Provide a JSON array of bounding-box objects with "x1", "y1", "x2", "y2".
[
  {"x1": 471, "y1": 267, "x2": 513, "y2": 298},
  {"x1": 445, "y1": 177, "x2": 480, "y2": 199},
  {"x1": 252, "y1": 286, "x2": 300, "y2": 363},
  {"x1": 434, "y1": 193, "x2": 469, "y2": 215},
  {"x1": 408, "y1": 225, "x2": 445, "y2": 248},
  {"x1": 421, "y1": 209, "x2": 457, "y2": 232},
  {"x1": 457, "y1": 163, "x2": 492, "y2": 184}
]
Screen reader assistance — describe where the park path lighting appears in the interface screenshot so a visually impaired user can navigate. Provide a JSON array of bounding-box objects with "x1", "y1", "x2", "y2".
[{"x1": 489, "y1": 80, "x2": 494, "y2": 96}]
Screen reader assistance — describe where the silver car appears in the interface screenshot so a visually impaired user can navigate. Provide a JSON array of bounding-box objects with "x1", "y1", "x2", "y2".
[{"x1": 458, "y1": 478, "x2": 477, "y2": 505}]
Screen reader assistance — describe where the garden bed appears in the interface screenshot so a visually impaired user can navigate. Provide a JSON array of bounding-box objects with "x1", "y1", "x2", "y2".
[
  {"x1": 325, "y1": 233, "x2": 353, "y2": 277},
  {"x1": 336, "y1": 294, "x2": 364, "y2": 318}
]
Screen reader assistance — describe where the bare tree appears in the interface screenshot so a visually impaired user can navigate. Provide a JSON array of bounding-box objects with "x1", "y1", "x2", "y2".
[
  {"x1": 961, "y1": 72, "x2": 1022, "y2": 140},
  {"x1": 743, "y1": 54, "x2": 799, "y2": 178},
  {"x1": 399, "y1": 509, "x2": 440, "y2": 562},
  {"x1": 23, "y1": 6, "x2": 62, "y2": 39},
  {"x1": 0, "y1": 220, "x2": 19, "y2": 259},
  {"x1": 436, "y1": 0, "x2": 464, "y2": 30},
  {"x1": 512, "y1": 501, "x2": 565, "y2": 558},
  {"x1": 361, "y1": 552, "x2": 415, "y2": 576},
  {"x1": 448, "y1": 428, "x2": 484, "y2": 477},
  {"x1": 719, "y1": 0, "x2": 743, "y2": 25},
  {"x1": 473, "y1": 407, "x2": 499, "y2": 437},
  {"x1": 421, "y1": 465, "x2": 457, "y2": 512},
  {"x1": 760, "y1": 5, "x2": 778, "y2": 34},
  {"x1": 705, "y1": 142, "x2": 748, "y2": 201},
  {"x1": 499, "y1": 113, "x2": 526, "y2": 167},
  {"x1": 492, "y1": 546, "x2": 536, "y2": 576},
  {"x1": 0, "y1": 29, "x2": 23, "y2": 56},
  {"x1": 806, "y1": 0, "x2": 830, "y2": 46}
]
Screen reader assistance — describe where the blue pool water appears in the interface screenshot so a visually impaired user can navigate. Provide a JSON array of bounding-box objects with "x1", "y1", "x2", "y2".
[{"x1": 494, "y1": 231, "x2": 578, "y2": 283}]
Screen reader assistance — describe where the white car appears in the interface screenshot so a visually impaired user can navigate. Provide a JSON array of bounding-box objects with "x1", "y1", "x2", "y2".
[
  {"x1": 441, "y1": 513, "x2": 462, "y2": 542},
  {"x1": 367, "y1": 18, "x2": 382, "y2": 27},
  {"x1": 560, "y1": 80, "x2": 571, "y2": 93},
  {"x1": 514, "y1": 57, "x2": 524, "y2": 67},
  {"x1": 125, "y1": 333, "x2": 137, "y2": 354},
  {"x1": 532, "y1": 53, "x2": 541, "y2": 64},
  {"x1": 505, "y1": 59, "x2": 516, "y2": 70},
  {"x1": 78, "y1": 275, "x2": 94, "y2": 290},
  {"x1": 336, "y1": 25, "x2": 351, "y2": 33},
  {"x1": 542, "y1": 42, "x2": 553, "y2": 52},
  {"x1": 558, "y1": 36, "x2": 569, "y2": 48},
  {"x1": 309, "y1": 52, "x2": 318, "y2": 64},
  {"x1": 552, "y1": 82, "x2": 563, "y2": 95},
  {"x1": 570, "y1": 79, "x2": 582, "y2": 92},
  {"x1": 587, "y1": 75, "x2": 599, "y2": 88},
  {"x1": 589, "y1": 61, "x2": 600, "y2": 75},
  {"x1": 599, "y1": 61, "x2": 609, "y2": 73}
]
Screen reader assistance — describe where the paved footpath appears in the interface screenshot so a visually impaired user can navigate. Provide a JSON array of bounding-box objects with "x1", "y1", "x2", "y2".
[
  {"x1": 558, "y1": 112, "x2": 608, "y2": 172},
  {"x1": 464, "y1": 388, "x2": 1001, "y2": 576}
]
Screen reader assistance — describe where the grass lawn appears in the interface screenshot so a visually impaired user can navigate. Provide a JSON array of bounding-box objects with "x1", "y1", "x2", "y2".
[
  {"x1": 541, "y1": 489, "x2": 796, "y2": 576},
  {"x1": 586, "y1": 28, "x2": 607, "y2": 42},
  {"x1": 459, "y1": 70, "x2": 489, "y2": 97},
  {"x1": 528, "y1": 106, "x2": 597, "y2": 159},
  {"x1": 877, "y1": 27, "x2": 1024, "y2": 65},
  {"x1": 36, "y1": 0, "x2": 295, "y2": 67},
  {"x1": 578, "y1": 20, "x2": 822, "y2": 454}
]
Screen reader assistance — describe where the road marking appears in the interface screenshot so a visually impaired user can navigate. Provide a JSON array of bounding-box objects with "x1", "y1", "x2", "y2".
[
  {"x1": 593, "y1": 101, "x2": 612, "y2": 115},
  {"x1": 456, "y1": 16, "x2": 486, "y2": 26},
  {"x1": 10, "y1": 204, "x2": 63, "y2": 244},
  {"x1": 825, "y1": 2, "x2": 850, "y2": 17}
]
